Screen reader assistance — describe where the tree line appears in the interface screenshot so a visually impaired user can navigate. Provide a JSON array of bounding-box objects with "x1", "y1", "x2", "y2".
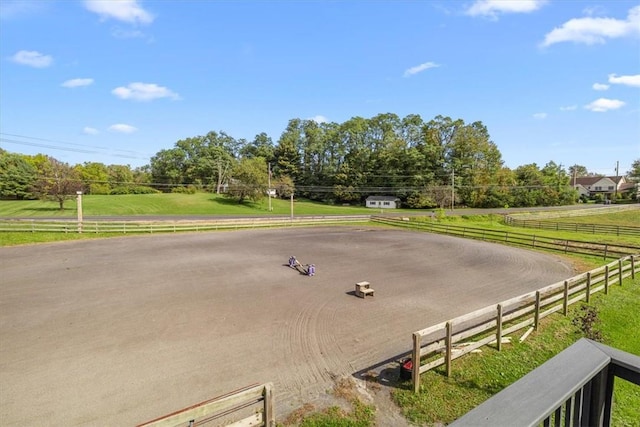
[{"x1": 2, "y1": 113, "x2": 639, "y2": 209}]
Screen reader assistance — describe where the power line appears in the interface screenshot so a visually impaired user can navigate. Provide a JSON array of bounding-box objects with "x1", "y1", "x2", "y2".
[{"x1": 0, "y1": 133, "x2": 152, "y2": 160}]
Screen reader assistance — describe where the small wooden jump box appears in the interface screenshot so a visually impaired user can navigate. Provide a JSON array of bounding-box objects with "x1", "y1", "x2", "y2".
[{"x1": 355, "y1": 281, "x2": 374, "y2": 298}]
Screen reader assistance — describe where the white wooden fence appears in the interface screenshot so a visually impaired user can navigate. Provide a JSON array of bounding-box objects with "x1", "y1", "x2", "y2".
[
  {"x1": 0, "y1": 216, "x2": 370, "y2": 234},
  {"x1": 411, "y1": 255, "x2": 639, "y2": 392}
]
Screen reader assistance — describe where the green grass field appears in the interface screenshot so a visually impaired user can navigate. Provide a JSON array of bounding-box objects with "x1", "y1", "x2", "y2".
[
  {"x1": 0, "y1": 193, "x2": 382, "y2": 217},
  {"x1": 391, "y1": 275, "x2": 640, "y2": 426}
]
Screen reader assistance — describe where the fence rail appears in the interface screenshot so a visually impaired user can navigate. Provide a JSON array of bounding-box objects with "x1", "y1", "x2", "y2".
[
  {"x1": 504, "y1": 216, "x2": 640, "y2": 237},
  {"x1": 136, "y1": 383, "x2": 274, "y2": 427},
  {"x1": 0, "y1": 216, "x2": 371, "y2": 234},
  {"x1": 410, "y1": 255, "x2": 638, "y2": 393},
  {"x1": 371, "y1": 216, "x2": 640, "y2": 260}
]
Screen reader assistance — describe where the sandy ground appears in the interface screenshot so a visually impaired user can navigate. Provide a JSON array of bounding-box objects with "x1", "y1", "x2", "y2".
[{"x1": 0, "y1": 226, "x2": 573, "y2": 425}]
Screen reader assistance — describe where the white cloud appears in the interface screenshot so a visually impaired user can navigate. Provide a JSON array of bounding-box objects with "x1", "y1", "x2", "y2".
[
  {"x1": 540, "y1": 5, "x2": 640, "y2": 47},
  {"x1": 84, "y1": 0, "x2": 154, "y2": 25},
  {"x1": 584, "y1": 98, "x2": 625, "y2": 112},
  {"x1": 83, "y1": 127, "x2": 99, "y2": 135},
  {"x1": 465, "y1": 0, "x2": 547, "y2": 18},
  {"x1": 592, "y1": 83, "x2": 609, "y2": 91},
  {"x1": 109, "y1": 123, "x2": 138, "y2": 133},
  {"x1": 309, "y1": 115, "x2": 328, "y2": 123},
  {"x1": 62, "y1": 78, "x2": 94, "y2": 88},
  {"x1": 608, "y1": 73, "x2": 640, "y2": 88},
  {"x1": 560, "y1": 105, "x2": 577, "y2": 111},
  {"x1": 0, "y1": 0, "x2": 47, "y2": 19},
  {"x1": 533, "y1": 112, "x2": 548, "y2": 119},
  {"x1": 112, "y1": 82, "x2": 180, "y2": 101},
  {"x1": 403, "y1": 62, "x2": 440, "y2": 77},
  {"x1": 10, "y1": 50, "x2": 53, "y2": 68}
]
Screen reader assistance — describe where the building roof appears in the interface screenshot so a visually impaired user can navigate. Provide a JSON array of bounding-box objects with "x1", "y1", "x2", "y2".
[
  {"x1": 573, "y1": 176, "x2": 625, "y2": 186},
  {"x1": 366, "y1": 196, "x2": 400, "y2": 201}
]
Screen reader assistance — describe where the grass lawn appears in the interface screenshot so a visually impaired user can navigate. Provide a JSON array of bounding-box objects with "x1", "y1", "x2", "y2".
[
  {"x1": 391, "y1": 275, "x2": 640, "y2": 426},
  {"x1": 0, "y1": 193, "x2": 403, "y2": 217}
]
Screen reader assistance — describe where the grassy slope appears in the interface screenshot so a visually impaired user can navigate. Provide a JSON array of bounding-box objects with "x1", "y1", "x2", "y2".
[
  {"x1": 391, "y1": 276, "x2": 640, "y2": 426},
  {"x1": 0, "y1": 193, "x2": 393, "y2": 217}
]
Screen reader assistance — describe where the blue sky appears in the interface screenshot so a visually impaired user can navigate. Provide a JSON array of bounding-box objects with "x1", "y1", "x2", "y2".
[{"x1": 1, "y1": 0, "x2": 638, "y2": 176}]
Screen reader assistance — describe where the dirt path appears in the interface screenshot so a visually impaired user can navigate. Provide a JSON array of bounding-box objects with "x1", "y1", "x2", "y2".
[{"x1": 0, "y1": 227, "x2": 573, "y2": 425}]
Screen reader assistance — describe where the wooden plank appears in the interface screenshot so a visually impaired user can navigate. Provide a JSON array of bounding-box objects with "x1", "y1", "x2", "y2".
[
  {"x1": 416, "y1": 320, "x2": 448, "y2": 338},
  {"x1": 419, "y1": 338, "x2": 446, "y2": 358},
  {"x1": 420, "y1": 356, "x2": 446, "y2": 374},
  {"x1": 496, "y1": 304, "x2": 503, "y2": 351},
  {"x1": 502, "y1": 305, "x2": 535, "y2": 323},
  {"x1": 450, "y1": 335, "x2": 495, "y2": 360},
  {"x1": 137, "y1": 384, "x2": 266, "y2": 427},
  {"x1": 412, "y1": 332, "x2": 421, "y2": 393},
  {"x1": 450, "y1": 319, "x2": 497, "y2": 343},
  {"x1": 227, "y1": 412, "x2": 263, "y2": 427},
  {"x1": 446, "y1": 322, "x2": 452, "y2": 377},
  {"x1": 263, "y1": 383, "x2": 274, "y2": 427},
  {"x1": 502, "y1": 318, "x2": 534, "y2": 336}
]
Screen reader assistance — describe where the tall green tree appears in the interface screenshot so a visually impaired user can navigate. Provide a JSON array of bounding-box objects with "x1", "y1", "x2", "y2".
[
  {"x1": 274, "y1": 119, "x2": 302, "y2": 181},
  {"x1": 0, "y1": 150, "x2": 36, "y2": 199},
  {"x1": 32, "y1": 156, "x2": 83, "y2": 210},
  {"x1": 227, "y1": 157, "x2": 268, "y2": 203},
  {"x1": 240, "y1": 132, "x2": 275, "y2": 162},
  {"x1": 75, "y1": 162, "x2": 110, "y2": 194}
]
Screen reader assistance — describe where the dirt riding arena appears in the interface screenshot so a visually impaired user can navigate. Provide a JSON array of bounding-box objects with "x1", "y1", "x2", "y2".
[{"x1": 0, "y1": 226, "x2": 573, "y2": 425}]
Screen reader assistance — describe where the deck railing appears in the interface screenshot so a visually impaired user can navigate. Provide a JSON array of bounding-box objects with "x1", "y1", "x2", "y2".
[{"x1": 450, "y1": 339, "x2": 640, "y2": 427}]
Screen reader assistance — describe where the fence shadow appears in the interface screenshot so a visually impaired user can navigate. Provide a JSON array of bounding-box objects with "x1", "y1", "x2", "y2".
[{"x1": 351, "y1": 351, "x2": 413, "y2": 390}]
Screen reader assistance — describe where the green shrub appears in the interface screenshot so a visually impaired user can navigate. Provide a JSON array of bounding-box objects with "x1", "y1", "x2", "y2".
[{"x1": 171, "y1": 185, "x2": 197, "y2": 194}]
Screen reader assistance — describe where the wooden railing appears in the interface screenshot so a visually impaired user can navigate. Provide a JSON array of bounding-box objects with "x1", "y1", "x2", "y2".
[
  {"x1": 410, "y1": 255, "x2": 638, "y2": 393},
  {"x1": 136, "y1": 383, "x2": 274, "y2": 427},
  {"x1": 504, "y1": 216, "x2": 640, "y2": 237},
  {"x1": 0, "y1": 215, "x2": 370, "y2": 234},
  {"x1": 450, "y1": 339, "x2": 640, "y2": 426},
  {"x1": 371, "y1": 216, "x2": 640, "y2": 259}
]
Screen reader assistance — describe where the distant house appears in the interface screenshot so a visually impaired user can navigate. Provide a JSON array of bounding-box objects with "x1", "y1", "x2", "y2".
[
  {"x1": 366, "y1": 196, "x2": 401, "y2": 209},
  {"x1": 572, "y1": 176, "x2": 631, "y2": 199}
]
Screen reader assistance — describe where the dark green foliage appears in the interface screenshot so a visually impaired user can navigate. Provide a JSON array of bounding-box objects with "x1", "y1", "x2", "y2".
[
  {"x1": 171, "y1": 185, "x2": 197, "y2": 194},
  {"x1": 110, "y1": 186, "x2": 160, "y2": 195},
  {"x1": 0, "y1": 150, "x2": 37, "y2": 199}
]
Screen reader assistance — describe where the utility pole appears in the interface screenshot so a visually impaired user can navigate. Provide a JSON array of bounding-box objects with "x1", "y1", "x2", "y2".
[
  {"x1": 614, "y1": 161, "x2": 619, "y2": 203},
  {"x1": 268, "y1": 162, "x2": 272, "y2": 212},
  {"x1": 290, "y1": 193, "x2": 294, "y2": 219},
  {"x1": 451, "y1": 168, "x2": 455, "y2": 211},
  {"x1": 76, "y1": 191, "x2": 83, "y2": 233}
]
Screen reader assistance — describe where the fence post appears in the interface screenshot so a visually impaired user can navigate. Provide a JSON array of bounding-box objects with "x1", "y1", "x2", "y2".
[
  {"x1": 496, "y1": 304, "x2": 503, "y2": 351},
  {"x1": 532, "y1": 235, "x2": 536, "y2": 248},
  {"x1": 618, "y1": 260, "x2": 623, "y2": 286},
  {"x1": 564, "y1": 240, "x2": 569, "y2": 254},
  {"x1": 604, "y1": 244, "x2": 608, "y2": 260},
  {"x1": 534, "y1": 291, "x2": 541, "y2": 330},
  {"x1": 586, "y1": 272, "x2": 591, "y2": 303},
  {"x1": 604, "y1": 266, "x2": 609, "y2": 295},
  {"x1": 563, "y1": 280, "x2": 569, "y2": 316},
  {"x1": 445, "y1": 322, "x2": 453, "y2": 377},
  {"x1": 412, "y1": 332, "x2": 421, "y2": 393},
  {"x1": 263, "y1": 383, "x2": 275, "y2": 426},
  {"x1": 631, "y1": 256, "x2": 635, "y2": 280}
]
